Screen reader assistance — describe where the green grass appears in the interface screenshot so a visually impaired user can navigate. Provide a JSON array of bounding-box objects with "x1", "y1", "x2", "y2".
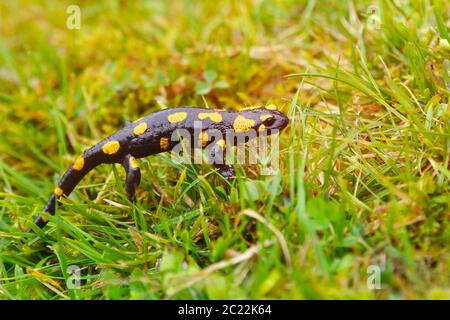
[{"x1": 0, "y1": 0, "x2": 449, "y2": 299}]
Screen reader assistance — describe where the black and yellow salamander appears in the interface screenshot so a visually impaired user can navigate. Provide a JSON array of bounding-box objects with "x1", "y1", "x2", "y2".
[{"x1": 29, "y1": 106, "x2": 288, "y2": 231}]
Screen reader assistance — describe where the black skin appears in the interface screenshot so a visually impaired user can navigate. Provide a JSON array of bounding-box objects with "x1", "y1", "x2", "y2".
[{"x1": 29, "y1": 106, "x2": 289, "y2": 231}]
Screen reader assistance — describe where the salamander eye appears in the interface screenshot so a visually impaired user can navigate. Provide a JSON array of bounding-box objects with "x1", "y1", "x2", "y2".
[{"x1": 263, "y1": 116, "x2": 275, "y2": 126}]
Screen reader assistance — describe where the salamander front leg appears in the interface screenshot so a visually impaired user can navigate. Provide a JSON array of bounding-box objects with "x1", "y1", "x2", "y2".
[
  {"x1": 210, "y1": 139, "x2": 235, "y2": 180},
  {"x1": 217, "y1": 165, "x2": 235, "y2": 180},
  {"x1": 121, "y1": 155, "x2": 141, "y2": 203}
]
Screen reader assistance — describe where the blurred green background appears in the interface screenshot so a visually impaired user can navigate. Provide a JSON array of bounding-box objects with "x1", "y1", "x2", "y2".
[{"x1": 0, "y1": 0, "x2": 449, "y2": 299}]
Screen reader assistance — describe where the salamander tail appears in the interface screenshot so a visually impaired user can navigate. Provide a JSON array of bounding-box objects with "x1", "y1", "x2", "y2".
[{"x1": 27, "y1": 151, "x2": 101, "y2": 232}]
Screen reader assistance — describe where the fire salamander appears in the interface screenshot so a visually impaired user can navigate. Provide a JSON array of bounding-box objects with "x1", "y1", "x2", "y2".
[{"x1": 29, "y1": 105, "x2": 288, "y2": 231}]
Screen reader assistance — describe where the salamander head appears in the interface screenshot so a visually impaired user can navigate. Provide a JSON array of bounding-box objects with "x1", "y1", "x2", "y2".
[{"x1": 232, "y1": 105, "x2": 289, "y2": 134}]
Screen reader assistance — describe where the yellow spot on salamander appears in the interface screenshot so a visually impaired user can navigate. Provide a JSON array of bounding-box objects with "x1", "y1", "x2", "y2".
[
  {"x1": 216, "y1": 139, "x2": 226, "y2": 149},
  {"x1": 233, "y1": 115, "x2": 255, "y2": 132},
  {"x1": 198, "y1": 112, "x2": 223, "y2": 122},
  {"x1": 73, "y1": 155, "x2": 84, "y2": 171},
  {"x1": 167, "y1": 112, "x2": 187, "y2": 123},
  {"x1": 266, "y1": 104, "x2": 277, "y2": 110},
  {"x1": 199, "y1": 131, "x2": 209, "y2": 147},
  {"x1": 160, "y1": 137, "x2": 170, "y2": 151},
  {"x1": 133, "y1": 122, "x2": 147, "y2": 135},
  {"x1": 54, "y1": 187, "x2": 63, "y2": 196},
  {"x1": 129, "y1": 156, "x2": 139, "y2": 169},
  {"x1": 102, "y1": 141, "x2": 120, "y2": 155},
  {"x1": 260, "y1": 114, "x2": 273, "y2": 122},
  {"x1": 259, "y1": 124, "x2": 266, "y2": 132},
  {"x1": 41, "y1": 211, "x2": 50, "y2": 223},
  {"x1": 241, "y1": 105, "x2": 261, "y2": 111}
]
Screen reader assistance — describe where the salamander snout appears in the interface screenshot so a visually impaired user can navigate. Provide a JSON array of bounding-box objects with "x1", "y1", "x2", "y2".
[{"x1": 262, "y1": 110, "x2": 289, "y2": 132}]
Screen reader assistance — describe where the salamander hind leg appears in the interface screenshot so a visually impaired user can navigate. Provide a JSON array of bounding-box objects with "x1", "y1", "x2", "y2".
[{"x1": 121, "y1": 155, "x2": 141, "y2": 203}]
